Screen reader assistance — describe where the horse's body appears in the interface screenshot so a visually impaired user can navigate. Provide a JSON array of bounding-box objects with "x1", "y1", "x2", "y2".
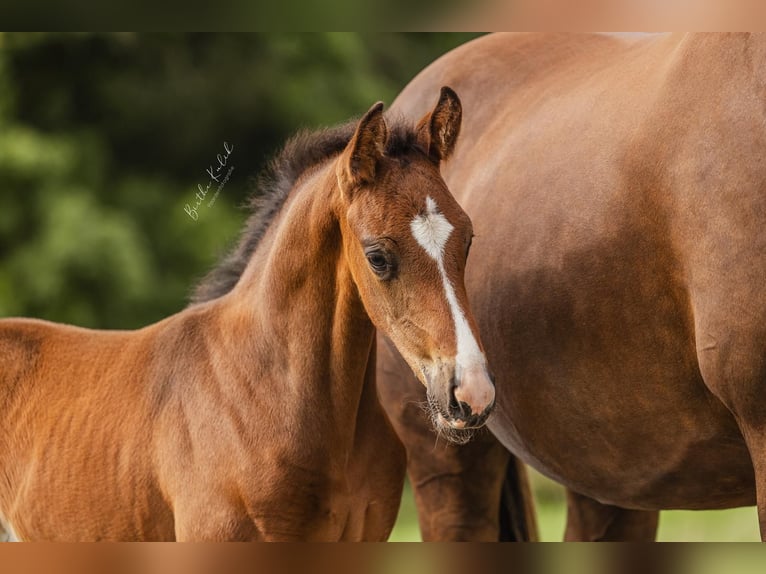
[
  {"x1": 380, "y1": 33, "x2": 766, "y2": 539},
  {"x1": 0, "y1": 90, "x2": 495, "y2": 541}
]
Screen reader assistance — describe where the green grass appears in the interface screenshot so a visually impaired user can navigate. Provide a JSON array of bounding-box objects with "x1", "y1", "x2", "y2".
[
  {"x1": 389, "y1": 468, "x2": 761, "y2": 542},
  {"x1": 388, "y1": 479, "x2": 423, "y2": 542}
]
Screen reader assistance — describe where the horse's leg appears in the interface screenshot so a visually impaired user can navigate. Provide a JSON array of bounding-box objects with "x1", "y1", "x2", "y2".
[
  {"x1": 712, "y1": 387, "x2": 766, "y2": 539},
  {"x1": 377, "y1": 336, "x2": 536, "y2": 541},
  {"x1": 564, "y1": 489, "x2": 659, "y2": 541},
  {"x1": 696, "y1": 372, "x2": 764, "y2": 538},
  {"x1": 689, "y1": 295, "x2": 766, "y2": 537},
  {"x1": 737, "y1": 435, "x2": 766, "y2": 539},
  {"x1": 408, "y1": 434, "x2": 521, "y2": 541}
]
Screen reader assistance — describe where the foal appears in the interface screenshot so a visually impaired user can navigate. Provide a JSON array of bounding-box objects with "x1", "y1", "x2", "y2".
[{"x1": 0, "y1": 88, "x2": 495, "y2": 541}]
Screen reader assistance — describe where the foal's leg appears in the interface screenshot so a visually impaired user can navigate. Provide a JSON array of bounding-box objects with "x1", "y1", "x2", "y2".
[
  {"x1": 564, "y1": 489, "x2": 659, "y2": 541},
  {"x1": 173, "y1": 499, "x2": 259, "y2": 541}
]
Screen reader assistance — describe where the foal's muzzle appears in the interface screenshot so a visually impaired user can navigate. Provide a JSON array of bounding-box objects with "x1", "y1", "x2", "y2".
[
  {"x1": 426, "y1": 363, "x2": 496, "y2": 431},
  {"x1": 447, "y1": 370, "x2": 496, "y2": 428}
]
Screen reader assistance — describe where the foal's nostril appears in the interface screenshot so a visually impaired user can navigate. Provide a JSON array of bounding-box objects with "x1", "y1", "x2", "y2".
[
  {"x1": 448, "y1": 376, "x2": 458, "y2": 408},
  {"x1": 448, "y1": 380, "x2": 471, "y2": 419}
]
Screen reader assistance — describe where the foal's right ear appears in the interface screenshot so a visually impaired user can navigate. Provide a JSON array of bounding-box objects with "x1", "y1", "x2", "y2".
[{"x1": 337, "y1": 102, "x2": 388, "y2": 198}]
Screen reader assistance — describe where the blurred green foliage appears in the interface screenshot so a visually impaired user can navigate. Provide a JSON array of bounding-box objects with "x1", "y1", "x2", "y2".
[
  {"x1": 0, "y1": 33, "x2": 480, "y2": 329},
  {"x1": 1, "y1": 0, "x2": 470, "y2": 32}
]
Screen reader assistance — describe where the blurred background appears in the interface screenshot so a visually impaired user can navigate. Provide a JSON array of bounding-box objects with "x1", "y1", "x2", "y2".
[
  {"x1": 0, "y1": 32, "x2": 760, "y2": 542},
  {"x1": 0, "y1": 32, "x2": 480, "y2": 328}
]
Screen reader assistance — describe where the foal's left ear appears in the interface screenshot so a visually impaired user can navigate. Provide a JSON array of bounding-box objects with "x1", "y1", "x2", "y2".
[
  {"x1": 416, "y1": 86, "x2": 462, "y2": 163},
  {"x1": 337, "y1": 101, "x2": 388, "y2": 196}
]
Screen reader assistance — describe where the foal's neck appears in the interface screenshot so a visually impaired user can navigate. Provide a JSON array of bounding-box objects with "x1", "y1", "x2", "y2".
[{"x1": 214, "y1": 161, "x2": 374, "y2": 440}]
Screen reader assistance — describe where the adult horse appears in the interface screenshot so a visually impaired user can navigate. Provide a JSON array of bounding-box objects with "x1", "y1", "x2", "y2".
[
  {"x1": 0, "y1": 88, "x2": 497, "y2": 541},
  {"x1": 379, "y1": 33, "x2": 766, "y2": 541}
]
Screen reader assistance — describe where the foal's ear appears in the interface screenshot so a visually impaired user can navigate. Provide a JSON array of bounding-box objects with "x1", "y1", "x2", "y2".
[
  {"x1": 416, "y1": 86, "x2": 462, "y2": 162},
  {"x1": 337, "y1": 101, "x2": 388, "y2": 196}
]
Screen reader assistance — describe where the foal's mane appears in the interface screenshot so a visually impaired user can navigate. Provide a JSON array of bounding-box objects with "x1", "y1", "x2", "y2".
[{"x1": 191, "y1": 114, "x2": 422, "y2": 304}]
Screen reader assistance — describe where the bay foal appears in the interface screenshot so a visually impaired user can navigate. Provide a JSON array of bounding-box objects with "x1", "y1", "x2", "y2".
[{"x1": 0, "y1": 88, "x2": 494, "y2": 541}]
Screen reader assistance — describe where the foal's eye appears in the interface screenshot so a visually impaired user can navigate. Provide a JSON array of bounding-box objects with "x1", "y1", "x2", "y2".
[
  {"x1": 366, "y1": 251, "x2": 389, "y2": 274},
  {"x1": 363, "y1": 241, "x2": 397, "y2": 280}
]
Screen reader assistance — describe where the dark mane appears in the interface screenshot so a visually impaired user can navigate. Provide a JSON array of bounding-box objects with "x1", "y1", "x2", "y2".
[{"x1": 190, "y1": 114, "x2": 421, "y2": 304}]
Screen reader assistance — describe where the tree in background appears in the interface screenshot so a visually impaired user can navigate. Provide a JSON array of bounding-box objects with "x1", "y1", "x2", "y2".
[{"x1": 0, "y1": 33, "x2": 480, "y2": 329}]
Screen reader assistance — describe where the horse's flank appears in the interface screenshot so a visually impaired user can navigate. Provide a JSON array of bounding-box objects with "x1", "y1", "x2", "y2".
[{"x1": 380, "y1": 32, "x2": 766, "y2": 540}]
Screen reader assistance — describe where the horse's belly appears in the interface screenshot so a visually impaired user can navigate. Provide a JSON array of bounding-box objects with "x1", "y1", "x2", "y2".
[{"x1": 489, "y1": 387, "x2": 755, "y2": 510}]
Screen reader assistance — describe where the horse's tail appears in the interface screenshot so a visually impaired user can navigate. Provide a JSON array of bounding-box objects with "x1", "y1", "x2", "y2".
[{"x1": 499, "y1": 456, "x2": 539, "y2": 541}]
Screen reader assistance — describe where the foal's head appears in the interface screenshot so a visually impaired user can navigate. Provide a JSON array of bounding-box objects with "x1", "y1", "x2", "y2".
[{"x1": 336, "y1": 87, "x2": 494, "y2": 439}]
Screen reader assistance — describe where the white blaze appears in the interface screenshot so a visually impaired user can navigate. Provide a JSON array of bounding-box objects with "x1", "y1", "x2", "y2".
[{"x1": 410, "y1": 197, "x2": 485, "y2": 369}]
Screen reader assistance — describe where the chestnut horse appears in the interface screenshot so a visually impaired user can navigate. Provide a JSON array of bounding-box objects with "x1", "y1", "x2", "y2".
[
  {"x1": 379, "y1": 33, "x2": 766, "y2": 541},
  {"x1": 0, "y1": 88, "x2": 496, "y2": 541}
]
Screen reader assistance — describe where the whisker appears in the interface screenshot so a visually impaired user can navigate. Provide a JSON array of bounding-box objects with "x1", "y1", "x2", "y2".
[{"x1": 421, "y1": 393, "x2": 476, "y2": 446}]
